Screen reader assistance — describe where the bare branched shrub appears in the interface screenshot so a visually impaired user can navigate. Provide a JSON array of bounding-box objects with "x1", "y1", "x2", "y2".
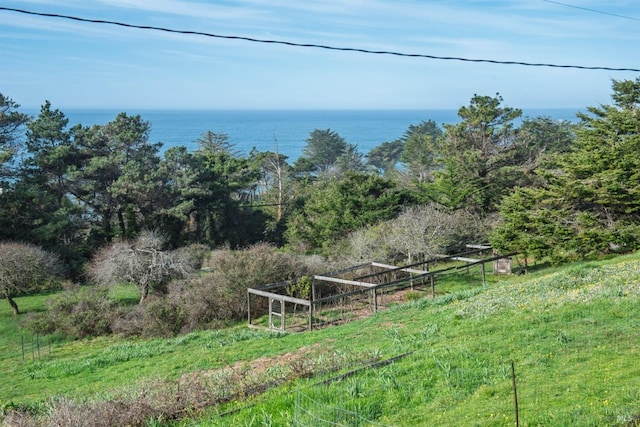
[
  {"x1": 346, "y1": 204, "x2": 489, "y2": 264},
  {"x1": 346, "y1": 223, "x2": 395, "y2": 264},
  {"x1": 110, "y1": 243, "x2": 327, "y2": 336},
  {"x1": 46, "y1": 396, "x2": 156, "y2": 427},
  {"x1": 1, "y1": 410, "x2": 37, "y2": 427},
  {"x1": 302, "y1": 253, "x2": 330, "y2": 273},
  {"x1": 88, "y1": 230, "x2": 198, "y2": 304},
  {"x1": 163, "y1": 243, "x2": 326, "y2": 332},
  {"x1": 386, "y1": 205, "x2": 460, "y2": 260},
  {"x1": 0, "y1": 241, "x2": 62, "y2": 315},
  {"x1": 111, "y1": 295, "x2": 184, "y2": 338},
  {"x1": 172, "y1": 243, "x2": 209, "y2": 271}
]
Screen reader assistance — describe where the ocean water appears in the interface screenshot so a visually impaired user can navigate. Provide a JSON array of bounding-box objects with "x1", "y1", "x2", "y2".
[{"x1": 24, "y1": 108, "x2": 581, "y2": 162}]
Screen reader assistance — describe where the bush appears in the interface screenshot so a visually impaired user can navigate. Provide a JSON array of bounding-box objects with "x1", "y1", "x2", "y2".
[
  {"x1": 346, "y1": 204, "x2": 489, "y2": 264},
  {"x1": 172, "y1": 243, "x2": 209, "y2": 270},
  {"x1": 46, "y1": 396, "x2": 157, "y2": 427},
  {"x1": 88, "y1": 231, "x2": 198, "y2": 304},
  {"x1": 22, "y1": 287, "x2": 121, "y2": 339},
  {"x1": 163, "y1": 243, "x2": 327, "y2": 334},
  {"x1": 48, "y1": 244, "x2": 329, "y2": 338},
  {"x1": 111, "y1": 295, "x2": 186, "y2": 338},
  {"x1": 0, "y1": 241, "x2": 63, "y2": 315}
]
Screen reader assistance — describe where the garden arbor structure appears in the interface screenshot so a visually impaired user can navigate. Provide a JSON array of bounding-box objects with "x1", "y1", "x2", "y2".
[{"x1": 247, "y1": 246, "x2": 515, "y2": 332}]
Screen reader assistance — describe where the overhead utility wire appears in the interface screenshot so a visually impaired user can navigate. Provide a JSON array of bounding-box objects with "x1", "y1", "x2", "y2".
[
  {"x1": 540, "y1": 0, "x2": 640, "y2": 22},
  {"x1": 2, "y1": 6, "x2": 639, "y2": 73}
]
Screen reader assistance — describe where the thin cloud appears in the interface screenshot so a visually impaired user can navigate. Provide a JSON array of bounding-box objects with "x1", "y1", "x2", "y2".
[
  {"x1": 1, "y1": 0, "x2": 636, "y2": 110},
  {"x1": 95, "y1": 0, "x2": 268, "y2": 21},
  {"x1": 2, "y1": 10, "x2": 134, "y2": 39}
]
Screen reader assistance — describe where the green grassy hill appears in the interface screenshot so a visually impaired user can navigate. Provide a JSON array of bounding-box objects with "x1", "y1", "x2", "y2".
[{"x1": 2, "y1": 254, "x2": 640, "y2": 426}]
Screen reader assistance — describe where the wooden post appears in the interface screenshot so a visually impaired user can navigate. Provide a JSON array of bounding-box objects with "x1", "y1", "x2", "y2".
[
  {"x1": 511, "y1": 360, "x2": 519, "y2": 427},
  {"x1": 373, "y1": 288, "x2": 378, "y2": 313},
  {"x1": 308, "y1": 302, "x2": 313, "y2": 331},
  {"x1": 481, "y1": 262, "x2": 486, "y2": 288},
  {"x1": 430, "y1": 275, "x2": 435, "y2": 298},
  {"x1": 281, "y1": 300, "x2": 285, "y2": 332},
  {"x1": 247, "y1": 291, "x2": 252, "y2": 327}
]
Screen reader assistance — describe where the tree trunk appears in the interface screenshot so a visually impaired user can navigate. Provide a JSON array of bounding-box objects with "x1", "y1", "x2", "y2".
[
  {"x1": 117, "y1": 209, "x2": 127, "y2": 238},
  {"x1": 139, "y1": 283, "x2": 149, "y2": 304},
  {"x1": 6, "y1": 295, "x2": 19, "y2": 315},
  {"x1": 102, "y1": 208, "x2": 113, "y2": 242}
]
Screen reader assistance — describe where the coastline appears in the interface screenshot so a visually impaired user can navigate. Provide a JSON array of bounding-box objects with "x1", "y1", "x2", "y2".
[{"x1": 21, "y1": 108, "x2": 582, "y2": 161}]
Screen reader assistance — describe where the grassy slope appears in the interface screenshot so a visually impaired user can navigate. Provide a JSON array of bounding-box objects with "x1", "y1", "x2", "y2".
[{"x1": 1, "y1": 254, "x2": 640, "y2": 426}]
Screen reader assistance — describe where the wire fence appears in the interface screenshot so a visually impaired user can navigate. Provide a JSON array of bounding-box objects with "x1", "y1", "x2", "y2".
[
  {"x1": 19, "y1": 333, "x2": 52, "y2": 363},
  {"x1": 293, "y1": 390, "x2": 390, "y2": 427}
]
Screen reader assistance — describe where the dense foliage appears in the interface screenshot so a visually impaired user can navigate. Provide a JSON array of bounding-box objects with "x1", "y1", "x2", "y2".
[
  {"x1": 0, "y1": 90, "x2": 577, "y2": 264},
  {"x1": 491, "y1": 77, "x2": 640, "y2": 263},
  {"x1": 285, "y1": 172, "x2": 411, "y2": 252},
  {"x1": 2, "y1": 78, "x2": 640, "y2": 337}
]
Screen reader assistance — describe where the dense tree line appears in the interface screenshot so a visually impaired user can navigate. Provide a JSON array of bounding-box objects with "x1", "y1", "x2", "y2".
[
  {"x1": 1, "y1": 78, "x2": 639, "y2": 335},
  {"x1": 492, "y1": 78, "x2": 640, "y2": 263}
]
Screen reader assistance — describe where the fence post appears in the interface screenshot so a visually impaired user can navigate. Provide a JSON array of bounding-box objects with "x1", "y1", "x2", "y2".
[
  {"x1": 511, "y1": 360, "x2": 520, "y2": 427},
  {"x1": 430, "y1": 275, "x2": 435, "y2": 298},
  {"x1": 373, "y1": 288, "x2": 378, "y2": 313},
  {"x1": 247, "y1": 291, "x2": 252, "y2": 327},
  {"x1": 269, "y1": 297, "x2": 273, "y2": 330},
  {"x1": 281, "y1": 300, "x2": 286, "y2": 332}
]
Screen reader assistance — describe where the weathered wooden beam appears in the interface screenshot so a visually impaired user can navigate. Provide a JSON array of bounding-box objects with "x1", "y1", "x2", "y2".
[
  {"x1": 370, "y1": 261, "x2": 427, "y2": 275},
  {"x1": 455, "y1": 252, "x2": 518, "y2": 270},
  {"x1": 316, "y1": 263, "x2": 372, "y2": 278},
  {"x1": 313, "y1": 275, "x2": 376, "y2": 288},
  {"x1": 466, "y1": 244, "x2": 492, "y2": 250},
  {"x1": 451, "y1": 256, "x2": 481, "y2": 263},
  {"x1": 247, "y1": 288, "x2": 310, "y2": 306}
]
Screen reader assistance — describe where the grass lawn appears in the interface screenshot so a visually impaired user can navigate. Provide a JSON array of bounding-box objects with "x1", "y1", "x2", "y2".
[{"x1": 2, "y1": 254, "x2": 640, "y2": 426}]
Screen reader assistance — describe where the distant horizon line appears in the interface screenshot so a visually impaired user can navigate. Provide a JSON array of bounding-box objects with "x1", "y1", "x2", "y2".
[{"x1": 21, "y1": 106, "x2": 585, "y2": 112}]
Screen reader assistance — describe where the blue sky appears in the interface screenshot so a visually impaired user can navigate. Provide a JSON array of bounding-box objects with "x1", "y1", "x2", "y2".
[{"x1": 1, "y1": 0, "x2": 638, "y2": 110}]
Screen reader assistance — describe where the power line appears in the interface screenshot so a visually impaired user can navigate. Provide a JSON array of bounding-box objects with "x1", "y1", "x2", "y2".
[
  {"x1": 1, "y1": 6, "x2": 639, "y2": 73},
  {"x1": 540, "y1": 0, "x2": 640, "y2": 22}
]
